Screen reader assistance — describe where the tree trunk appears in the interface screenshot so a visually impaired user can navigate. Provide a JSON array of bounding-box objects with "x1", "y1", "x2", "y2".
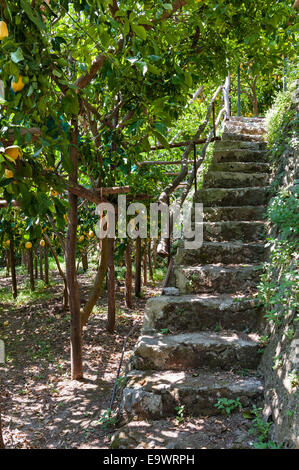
[
  {"x1": 66, "y1": 117, "x2": 83, "y2": 380},
  {"x1": 81, "y1": 237, "x2": 108, "y2": 327},
  {"x1": 39, "y1": 248, "x2": 44, "y2": 280},
  {"x1": 28, "y1": 248, "x2": 35, "y2": 291},
  {"x1": 44, "y1": 234, "x2": 67, "y2": 309},
  {"x1": 0, "y1": 406, "x2": 5, "y2": 449},
  {"x1": 82, "y1": 252, "x2": 88, "y2": 272},
  {"x1": 148, "y1": 240, "x2": 153, "y2": 281},
  {"x1": 5, "y1": 249, "x2": 10, "y2": 277},
  {"x1": 125, "y1": 241, "x2": 132, "y2": 309},
  {"x1": 143, "y1": 241, "x2": 147, "y2": 286},
  {"x1": 153, "y1": 238, "x2": 157, "y2": 269},
  {"x1": 44, "y1": 243, "x2": 49, "y2": 285},
  {"x1": 107, "y1": 237, "x2": 115, "y2": 333},
  {"x1": 10, "y1": 239, "x2": 17, "y2": 299},
  {"x1": 34, "y1": 248, "x2": 38, "y2": 279},
  {"x1": 135, "y1": 236, "x2": 142, "y2": 297}
]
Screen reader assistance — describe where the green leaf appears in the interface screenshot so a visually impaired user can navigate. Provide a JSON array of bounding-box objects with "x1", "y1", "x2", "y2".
[
  {"x1": 20, "y1": 0, "x2": 46, "y2": 30},
  {"x1": 163, "y1": 3, "x2": 173, "y2": 10},
  {"x1": 152, "y1": 130, "x2": 169, "y2": 148},
  {"x1": 131, "y1": 24, "x2": 147, "y2": 40},
  {"x1": 10, "y1": 48, "x2": 24, "y2": 64}
]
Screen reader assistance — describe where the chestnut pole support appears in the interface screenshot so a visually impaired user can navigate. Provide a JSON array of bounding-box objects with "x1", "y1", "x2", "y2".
[
  {"x1": 125, "y1": 241, "x2": 132, "y2": 309},
  {"x1": 44, "y1": 243, "x2": 49, "y2": 285},
  {"x1": 10, "y1": 239, "x2": 17, "y2": 299},
  {"x1": 28, "y1": 248, "x2": 35, "y2": 291},
  {"x1": 143, "y1": 241, "x2": 147, "y2": 287},
  {"x1": 39, "y1": 248, "x2": 44, "y2": 280},
  {"x1": 135, "y1": 236, "x2": 142, "y2": 298},
  {"x1": 223, "y1": 74, "x2": 231, "y2": 120},
  {"x1": 107, "y1": 237, "x2": 116, "y2": 333},
  {"x1": 66, "y1": 116, "x2": 83, "y2": 381}
]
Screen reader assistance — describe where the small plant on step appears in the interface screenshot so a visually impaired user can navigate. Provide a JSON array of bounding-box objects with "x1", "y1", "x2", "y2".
[
  {"x1": 98, "y1": 408, "x2": 118, "y2": 430},
  {"x1": 160, "y1": 328, "x2": 169, "y2": 335},
  {"x1": 248, "y1": 405, "x2": 282, "y2": 449},
  {"x1": 175, "y1": 405, "x2": 185, "y2": 424},
  {"x1": 214, "y1": 397, "x2": 242, "y2": 415}
]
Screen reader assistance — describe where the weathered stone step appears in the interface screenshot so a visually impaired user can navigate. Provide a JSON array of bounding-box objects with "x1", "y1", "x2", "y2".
[
  {"x1": 199, "y1": 221, "x2": 266, "y2": 242},
  {"x1": 210, "y1": 161, "x2": 270, "y2": 173},
  {"x1": 229, "y1": 116, "x2": 266, "y2": 124},
  {"x1": 215, "y1": 139, "x2": 267, "y2": 151},
  {"x1": 222, "y1": 132, "x2": 266, "y2": 142},
  {"x1": 132, "y1": 331, "x2": 261, "y2": 371},
  {"x1": 195, "y1": 187, "x2": 270, "y2": 206},
  {"x1": 122, "y1": 370, "x2": 264, "y2": 419},
  {"x1": 175, "y1": 265, "x2": 263, "y2": 294},
  {"x1": 111, "y1": 414, "x2": 255, "y2": 449},
  {"x1": 143, "y1": 294, "x2": 264, "y2": 334},
  {"x1": 203, "y1": 171, "x2": 269, "y2": 188},
  {"x1": 176, "y1": 241, "x2": 267, "y2": 265},
  {"x1": 224, "y1": 124, "x2": 266, "y2": 137},
  {"x1": 213, "y1": 149, "x2": 268, "y2": 163},
  {"x1": 203, "y1": 206, "x2": 266, "y2": 222}
]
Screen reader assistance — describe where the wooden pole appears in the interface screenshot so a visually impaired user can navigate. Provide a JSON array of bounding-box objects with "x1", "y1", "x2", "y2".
[
  {"x1": 28, "y1": 248, "x2": 35, "y2": 291},
  {"x1": 34, "y1": 248, "x2": 38, "y2": 279},
  {"x1": 125, "y1": 241, "x2": 132, "y2": 309},
  {"x1": 143, "y1": 241, "x2": 147, "y2": 287},
  {"x1": 66, "y1": 116, "x2": 83, "y2": 380},
  {"x1": 44, "y1": 243, "x2": 49, "y2": 285},
  {"x1": 107, "y1": 237, "x2": 116, "y2": 333},
  {"x1": 39, "y1": 248, "x2": 44, "y2": 280},
  {"x1": 135, "y1": 236, "x2": 142, "y2": 297},
  {"x1": 10, "y1": 240, "x2": 17, "y2": 299},
  {"x1": 148, "y1": 239, "x2": 153, "y2": 281}
]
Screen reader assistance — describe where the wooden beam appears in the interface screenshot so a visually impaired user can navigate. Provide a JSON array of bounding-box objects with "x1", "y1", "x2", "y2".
[
  {"x1": 137, "y1": 160, "x2": 197, "y2": 166},
  {"x1": 149, "y1": 136, "x2": 220, "y2": 151}
]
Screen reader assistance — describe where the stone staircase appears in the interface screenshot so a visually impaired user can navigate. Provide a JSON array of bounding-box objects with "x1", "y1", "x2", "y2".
[{"x1": 112, "y1": 117, "x2": 269, "y2": 449}]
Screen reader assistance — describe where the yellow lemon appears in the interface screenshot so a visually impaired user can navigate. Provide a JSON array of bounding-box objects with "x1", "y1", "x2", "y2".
[
  {"x1": 3, "y1": 321, "x2": 9, "y2": 327},
  {"x1": 50, "y1": 189, "x2": 58, "y2": 197},
  {"x1": 11, "y1": 75, "x2": 25, "y2": 92},
  {"x1": 5, "y1": 145, "x2": 22, "y2": 160},
  {"x1": 79, "y1": 235, "x2": 84, "y2": 242},
  {"x1": 5, "y1": 240, "x2": 10, "y2": 247},
  {"x1": 40, "y1": 239, "x2": 45, "y2": 247},
  {"x1": 25, "y1": 241, "x2": 32, "y2": 249},
  {"x1": 88, "y1": 231, "x2": 94, "y2": 238},
  {"x1": 0, "y1": 21, "x2": 8, "y2": 40},
  {"x1": 5, "y1": 169, "x2": 13, "y2": 178}
]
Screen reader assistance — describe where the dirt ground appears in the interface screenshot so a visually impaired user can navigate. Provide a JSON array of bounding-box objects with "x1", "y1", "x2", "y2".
[{"x1": 0, "y1": 269, "x2": 157, "y2": 449}]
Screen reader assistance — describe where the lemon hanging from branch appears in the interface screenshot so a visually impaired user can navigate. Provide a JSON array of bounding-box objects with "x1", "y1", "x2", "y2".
[
  {"x1": 0, "y1": 21, "x2": 8, "y2": 40},
  {"x1": 11, "y1": 75, "x2": 25, "y2": 92},
  {"x1": 5, "y1": 145, "x2": 22, "y2": 160},
  {"x1": 25, "y1": 241, "x2": 32, "y2": 249}
]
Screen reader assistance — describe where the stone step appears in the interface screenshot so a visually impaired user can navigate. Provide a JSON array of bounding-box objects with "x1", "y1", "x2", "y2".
[
  {"x1": 195, "y1": 187, "x2": 270, "y2": 207},
  {"x1": 132, "y1": 331, "x2": 261, "y2": 371},
  {"x1": 143, "y1": 294, "x2": 264, "y2": 334},
  {"x1": 175, "y1": 241, "x2": 268, "y2": 265},
  {"x1": 122, "y1": 370, "x2": 264, "y2": 420},
  {"x1": 203, "y1": 171, "x2": 269, "y2": 188},
  {"x1": 111, "y1": 415, "x2": 256, "y2": 449},
  {"x1": 224, "y1": 124, "x2": 266, "y2": 137},
  {"x1": 229, "y1": 116, "x2": 266, "y2": 124},
  {"x1": 175, "y1": 264, "x2": 263, "y2": 294},
  {"x1": 210, "y1": 161, "x2": 270, "y2": 173},
  {"x1": 203, "y1": 206, "x2": 266, "y2": 222},
  {"x1": 213, "y1": 149, "x2": 268, "y2": 163},
  {"x1": 214, "y1": 140, "x2": 267, "y2": 151},
  {"x1": 199, "y1": 221, "x2": 266, "y2": 242},
  {"x1": 222, "y1": 132, "x2": 266, "y2": 142}
]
